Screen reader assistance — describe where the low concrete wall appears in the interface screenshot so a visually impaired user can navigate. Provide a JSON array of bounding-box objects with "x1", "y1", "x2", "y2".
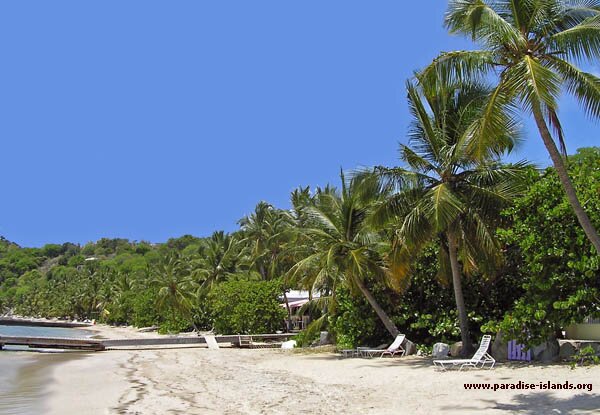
[{"x1": 566, "y1": 324, "x2": 600, "y2": 341}]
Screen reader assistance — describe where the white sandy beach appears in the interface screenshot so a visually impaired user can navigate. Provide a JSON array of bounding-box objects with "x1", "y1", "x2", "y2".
[{"x1": 41, "y1": 325, "x2": 600, "y2": 415}]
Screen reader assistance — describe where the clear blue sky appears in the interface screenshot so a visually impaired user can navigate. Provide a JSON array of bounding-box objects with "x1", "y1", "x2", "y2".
[{"x1": 1, "y1": 1, "x2": 597, "y2": 247}]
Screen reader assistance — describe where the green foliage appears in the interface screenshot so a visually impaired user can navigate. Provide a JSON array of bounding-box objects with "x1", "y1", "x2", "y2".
[
  {"x1": 288, "y1": 172, "x2": 401, "y2": 339},
  {"x1": 293, "y1": 325, "x2": 321, "y2": 348},
  {"x1": 570, "y1": 346, "x2": 600, "y2": 370},
  {"x1": 2, "y1": 149, "x2": 599, "y2": 349},
  {"x1": 130, "y1": 289, "x2": 161, "y2": 328},
  {"x1": 374, "y1": 72, "x2": 528, "y2": 354},
  {"x1": 329, "y1": 284, "x2": 389, "y2": 348},
  {"x1": 208, "y1": 280, "x2": 286, "y2": 334},
  {"x1": 498, "y1": 148, "x2": 600, "y2": 345},
  {"x1": 328, "y1": 241, "x2": 524, "y2": 348}
]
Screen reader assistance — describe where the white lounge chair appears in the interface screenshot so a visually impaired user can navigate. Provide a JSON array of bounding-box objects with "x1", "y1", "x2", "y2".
[
  {"x1": 433, "y1": 335, "x2": 495, "y2": 371},
  {"x1": 360, "y1": 334, "x2": 406, "y2": 358}
]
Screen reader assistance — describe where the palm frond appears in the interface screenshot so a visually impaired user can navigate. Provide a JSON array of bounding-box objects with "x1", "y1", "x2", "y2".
[
  {"x1": 550, "y1": 14, "x2": 600, "y2": 62},
  {"x1": 436, "y1": 243, "x2": 452, "y2": 286},
  {"x1": 543, "y1": 0, "x2": 600, "y2": 34},
  {"x1": 445, "y1": 0, "x2": 525, "y2": 49},
  {"x1": 504, "y1": 56, "x2": 561, "y2": 113},
  {"x1": 546, "y1": 56, "x2": 600, "y2": 119},
  {"x1": 399, "y1": 144, "x2": 437, "y2": 173},
  {"x1": 427, "y1": 183, "x2": 465, "y2": 232},
  {"x1": 419, "y1": 50, "x2": 496, "y2": 85},
  {"x1": 463, "y1": 73, "x2": 521, "y2": 160},
  {"x1": 303, "y1": 206, "x2": 340, "y2": 237},
  {"x1": 546, "y1": 105, "x2": 568, "y2": 155}
]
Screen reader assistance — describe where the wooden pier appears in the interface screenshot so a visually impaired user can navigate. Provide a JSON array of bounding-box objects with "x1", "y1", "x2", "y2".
[
  {"x1": 0, "y1": 333, "x2": 294, "y2": 352},
  {"x1": 0, "y1": 335, "x2": 105, "y2": 351}
]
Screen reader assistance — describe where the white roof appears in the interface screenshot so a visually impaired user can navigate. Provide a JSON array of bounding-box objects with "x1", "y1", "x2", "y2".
[{"x1": 285, "y1": 290, "x2": 321, "y2": 301}]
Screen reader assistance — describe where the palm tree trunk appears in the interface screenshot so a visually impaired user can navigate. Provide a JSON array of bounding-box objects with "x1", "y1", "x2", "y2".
[
  {"x1": 532, "y1": 103, "x2": 600, "y2": 254},
  {"x1": 447, "y1": 231, "x2": 472, "y2": 357},
  {"x1": 354, "y1": 276, "x2": 399, "y2": 338},
  {"x1": 258, "y1": 263, "x2": 267, "y2": 280},
  {"x1": 282, "y1": 290, "x2": 292, "y2": 332}
]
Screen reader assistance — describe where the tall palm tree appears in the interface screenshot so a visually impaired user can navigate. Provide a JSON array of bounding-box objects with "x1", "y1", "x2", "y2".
[
  {"x1": 422, "y1": 0, "x2": 600, "y2": 253},
  {"x1": 149, "y1": 254, "x2": 198, "y2": 330},
  {"x1": 238, "y1": 202, "x2": 298, "y2": 323},
  {"x1": 196, "y1": 231, "x2": 238, "y2": 294},
  {"x1": 375, "y1": 75, "x2": 527, "y2": 354},
  {"x1": 289, "y1": 173, "x2": 401, "y2": 337},
  {"x1": 238, "y1": 201, "x2": 295, "y2": 281},
  {"x1": 73, "y1": 264, "x2": 108, "y2": 319}
]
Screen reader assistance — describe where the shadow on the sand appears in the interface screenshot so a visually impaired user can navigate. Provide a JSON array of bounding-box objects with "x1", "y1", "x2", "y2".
[
  {"x1": 297, "y1": 354, "x2": 436, "y2": 369},
  {"x1": 441, "y1": 392, "x2": 600, "y2": 414},
  {"x1": 292, "y1": 355, "x2": 591, "y2": 375}
]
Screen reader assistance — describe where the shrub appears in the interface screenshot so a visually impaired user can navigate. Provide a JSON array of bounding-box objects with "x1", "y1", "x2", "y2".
[
  {"x1": 208, "y1": 280, "x2": 286, "y2": 334},
  {"x1": 498, "y1": 148, "x2": 600, "y2": 345}
]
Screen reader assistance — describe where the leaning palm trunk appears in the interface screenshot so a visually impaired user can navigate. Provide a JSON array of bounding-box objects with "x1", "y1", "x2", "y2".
[
  {"x1": 447, "y1": 231, "x2": 472, "y2": 357},
  {"x1": 354, "y1": 276, "x2": 399, "y2": 338},
  {"x1": 282, "y1": 291, "x2": 292, "y2": 331},
  {"x1": 531, "y1": 103, "x2": 600, "y2": 254}
]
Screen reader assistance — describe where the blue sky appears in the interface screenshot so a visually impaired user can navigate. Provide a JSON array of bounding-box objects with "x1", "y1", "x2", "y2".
[{"x1": 1, "y1": 1, "x2": 597, "y2": 247}]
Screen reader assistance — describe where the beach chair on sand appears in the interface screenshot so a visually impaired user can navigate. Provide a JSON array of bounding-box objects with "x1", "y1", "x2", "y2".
[
  {"x1": 237, "y1": 335, "x2": 253, "y2": 348},
  {"x1": 360, "y1": 334, "x2": 406, "y2": 358},
  {"x1": 433, "y1": 335, "x2": 495, "y2": 371}
]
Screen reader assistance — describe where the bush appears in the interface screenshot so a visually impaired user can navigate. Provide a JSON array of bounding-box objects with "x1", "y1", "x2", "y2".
[
  {"x1": 498, "y1": 148, "x2": 600, "y2": 345},
  {"x1": 208, "y1": 280, "x2": 286, "y2": 334},
  {"x1": 328, "y1": 242, "x2": 523, "y2": 348},
  {"x1": 329, "y1": 284, "x2": 388, "y2": 349},
  {"x1": 570, "y1": 346, "x2": 600, "y2": 369},
  {"x1": 130, "y1": 289, "x2": 161, "y2": 328}
]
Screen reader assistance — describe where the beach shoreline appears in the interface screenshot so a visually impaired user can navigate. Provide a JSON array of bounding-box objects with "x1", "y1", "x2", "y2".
[{"x1": 41, "y1": 325, "x2": 600, "y2": 414}]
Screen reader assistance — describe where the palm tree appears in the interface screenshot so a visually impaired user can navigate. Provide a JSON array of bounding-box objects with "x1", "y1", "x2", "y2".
[
  {"x1": 73, "y1": 264, "x2": 108, "y2": 319},
  {"x1": 238, "y1": 202, "x2": 298, "y2": 324},
  {"x1": 196, "y1": 231, "x2": 238, "y2": 294},
  {"x1": 375, "y1": 75, "x2": 527, "y2": 354},
  {"x1": 288, "y1": 173, "x2": 401, "y2": 337},
  {"x1": 149, "y1": 253, "x2": 198, "y2": 330},
  {"x1": 422, "y1": 0, "x2": 600, "y2": 253},
  {"x1": 238, "y1": 201, "x2": 295, "y2": 281},
  {"x1": 108, "y1": 270, "x2": 138, "y2": 322}
]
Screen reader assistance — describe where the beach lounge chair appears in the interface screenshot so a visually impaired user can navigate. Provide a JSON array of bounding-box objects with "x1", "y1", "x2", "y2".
[
  {"x1": 360, "y1": 334, "x2": 406, "y2": 358},
  {"x1": 433, "y1": 335, "x2": 495, "y2": 371},
  {"x1": 237, "y1": 335, "x2": 253, "y2": 348}
]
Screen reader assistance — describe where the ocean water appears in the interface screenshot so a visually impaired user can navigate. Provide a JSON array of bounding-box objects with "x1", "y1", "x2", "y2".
[{"x1": 0, "y1": 325, "x2": 93, "y2": 415}]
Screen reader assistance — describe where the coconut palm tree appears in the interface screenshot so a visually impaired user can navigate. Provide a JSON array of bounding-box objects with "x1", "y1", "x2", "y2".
[
  {"x1": 238, "y1": 201, "x2": 295, "y2": 281},
  {"x1": 422, "y1": 0, "x2": 600, "y2": 253},
  {"x1": 196, "y1": 231, "x2": 238, "y2": 294},
  {"x1": 374, "y1": 75, "x2": 528, "y2": 354},
  {"x1": 149, "y1": 253, "x2": 198, "y2": 330},
  {"x1": 288, "y1": 173, "x2": 401, "y2": 337}
]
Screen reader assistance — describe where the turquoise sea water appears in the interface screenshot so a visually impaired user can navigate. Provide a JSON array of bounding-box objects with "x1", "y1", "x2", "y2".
[{"x1": 0, "y1": 325, "x2": 93, "y2": 415}]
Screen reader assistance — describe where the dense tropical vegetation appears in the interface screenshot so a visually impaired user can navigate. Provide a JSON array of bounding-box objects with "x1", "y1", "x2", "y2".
[
  {"x1": 373, "y1": 73, "x2": 529, "y2": 354},
  {"x1": 1, "y1": 2, "x2": 598, "y2": 356},
  {"x1": 1, "y1": 147, "x2": 597, "y2": 348}
]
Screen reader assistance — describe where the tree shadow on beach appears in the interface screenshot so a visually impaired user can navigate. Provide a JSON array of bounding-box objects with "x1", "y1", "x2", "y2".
[
  {"x1": 442, "y1": 392, "x2": 600, "y2": 414},
  {"x1": 298, "y1": 354, "x2": 436, "y2": 369}
]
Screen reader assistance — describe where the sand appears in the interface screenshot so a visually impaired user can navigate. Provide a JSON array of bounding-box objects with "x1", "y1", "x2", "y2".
[{"x1": 44, "y1": 326, "x2": 600, "y2": 414}]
